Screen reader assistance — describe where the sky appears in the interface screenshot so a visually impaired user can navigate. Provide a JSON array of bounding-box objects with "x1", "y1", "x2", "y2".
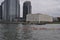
[{"x1": 0, "y1": 0, "x2": 60, "y2": 17}]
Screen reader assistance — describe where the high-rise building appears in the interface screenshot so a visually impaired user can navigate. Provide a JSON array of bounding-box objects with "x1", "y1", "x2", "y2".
[
  {"x1": 1, "y1": 1, "x2": 7, "y2": 21},
  {"x1": 16, "y1": 0, "x2": 20, "y2": 18},
  {"x1": 2, "y1": 0, "x2": 20, "y2": 21},
  {"x1": 0, "y1": 5, "x2": 2, "y2": 19},
  {"x1": 23, "y1": 1, "x2": 32, "y2": 21}
]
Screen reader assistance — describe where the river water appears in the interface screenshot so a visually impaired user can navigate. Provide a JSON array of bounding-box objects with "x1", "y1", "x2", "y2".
[{"x1": 0, "y1": 24, "x2": 60, "y2": 40}]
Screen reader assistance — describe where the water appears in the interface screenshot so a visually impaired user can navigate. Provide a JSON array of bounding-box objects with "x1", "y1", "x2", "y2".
[{"x1": 0, "y1": 24, "x2": 60, "y2": 40}]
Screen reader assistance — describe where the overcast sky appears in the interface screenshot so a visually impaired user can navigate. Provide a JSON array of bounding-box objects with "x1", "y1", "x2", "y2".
[{"x1": 0, "y1": 0, "x2": 60, "y2": 17}]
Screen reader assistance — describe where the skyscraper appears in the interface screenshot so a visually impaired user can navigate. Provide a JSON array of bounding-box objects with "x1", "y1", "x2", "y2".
[
  {"x1": 2, "y1": 0, "x2": 20, "y2": 21},
  {"x1": 23, "y1": 1, "x2": 32, "y2": 21},
  {"x1": 1, "y1": 1, "x2": 7, "y2": 21},
  {"x1": 0, "y1": 5, "x2": 2, "y2": 19}
]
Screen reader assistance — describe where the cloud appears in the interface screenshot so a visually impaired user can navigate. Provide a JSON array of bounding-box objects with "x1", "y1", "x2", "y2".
[
  {"x1": 0, "y1": 0, "x2": 4, "y2": 5},
  {"x1": 0, "y1": 0, "x2": 60, "y2": 17},
  {"x1": 20, "y1": 0, "x2": 60, "y2": 17}
]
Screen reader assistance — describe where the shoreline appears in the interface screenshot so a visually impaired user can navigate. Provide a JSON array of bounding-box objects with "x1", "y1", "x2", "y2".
[{"x1": 0, "y1": 21, "x2": 60, "y2": 24}]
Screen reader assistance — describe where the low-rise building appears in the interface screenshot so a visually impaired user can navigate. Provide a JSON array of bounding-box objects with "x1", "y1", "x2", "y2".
[{"x1": 26, "y1": 13, "x2": 53, "y2": 23}]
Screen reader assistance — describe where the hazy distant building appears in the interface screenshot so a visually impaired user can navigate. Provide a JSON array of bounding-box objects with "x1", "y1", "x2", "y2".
[
  {"x1": 0, "y1": 5, "x2": 2, "y2": 19},
  {"x1": 23, "y1": 1, "x2": 32, "y2": 21},
  {"x1": 26, "y1": 13, "x2": 53, "y2": 23},
  {"x1": 2, "y1": 0, "x2": 20, "y2": 21},
  {"x1": 57, "y1": 17, "x2": 60, "y2": 22}
]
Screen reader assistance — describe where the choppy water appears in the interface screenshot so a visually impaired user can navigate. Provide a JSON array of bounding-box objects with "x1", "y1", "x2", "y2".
[{"x1": 0, "y1": 24, "x2": 60, "y2": 40}]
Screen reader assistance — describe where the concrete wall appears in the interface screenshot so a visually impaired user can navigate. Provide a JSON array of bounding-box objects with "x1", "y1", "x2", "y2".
[{"x1": 39, "y1": 14, "x2": 53, "y2": 22}]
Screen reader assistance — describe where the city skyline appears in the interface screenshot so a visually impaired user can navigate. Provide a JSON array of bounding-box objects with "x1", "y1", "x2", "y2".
[{"x1": 0, "y1": 0, "x2": 60, "y2": 17}]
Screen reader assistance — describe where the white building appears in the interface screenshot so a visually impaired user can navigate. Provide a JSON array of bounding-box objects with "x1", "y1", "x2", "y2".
[{"x1": 26, "y1": 13, "x2": 53, "y2": 23}]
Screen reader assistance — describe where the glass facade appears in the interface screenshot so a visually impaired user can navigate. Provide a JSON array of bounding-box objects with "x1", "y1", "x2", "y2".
[{"x1": 23, "y1": 1, "x2": 32, "y2": 21}]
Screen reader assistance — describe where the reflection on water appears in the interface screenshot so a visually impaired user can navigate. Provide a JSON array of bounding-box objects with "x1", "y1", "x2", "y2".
[
  {"x1": 16, "y1": 24, "x2": 33, "y2": 40},
  {"x1": 0, "y1": 24, "x2": 60, "y2": 40},
  {"x1": 21, "y1": 24, "x2": 32, "y2": 40},
  {"x1": 0, "y1": 24, "x2": 18, "y2": 40},
  {"x1": 0, "y1": 24, "x2": 33, "y2": 40}
]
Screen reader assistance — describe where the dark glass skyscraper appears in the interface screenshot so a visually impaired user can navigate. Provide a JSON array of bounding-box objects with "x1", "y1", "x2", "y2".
[{"x1": 23, "y1": 1, "x2": 32, "y2": 21}]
